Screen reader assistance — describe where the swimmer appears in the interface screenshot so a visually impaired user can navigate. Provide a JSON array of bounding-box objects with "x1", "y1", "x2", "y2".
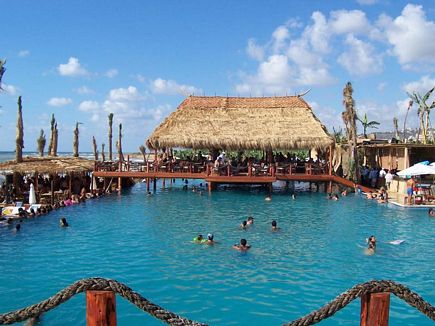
[
  {"x1": 332, "y1": 194, "x2": 339, "y2": 201},
  {"x1": 341, "y1": 189, "x2": 348, "y2": 196},
  {"x1": 15, "y1": 223, "x2": 21, "y2": 232},
  {"x1": 233, "y1": 238, "x2": 251, "y2": 251},
  {"x1": 205, "y1": 233, "x2": 216, "y2": 245},
  {"x1": 247, "y1": 216, "x2": 254, "y2": 225},
  {"x1": 367, "y1": 235, "x2": 376, "y2": 252},
  {"x1": 240, "y1": 220, "x2": 248, "y2": 229},
  {"x1": 265, "y1": 195, "x2": 272, "y2": 201},
  {"x1": 428, "y1": 208, "x2": 435, "y2": 217},
  {"x1": 271, "y1": 220, "x2": 281, "y2": 231},
  {"x1": 193, "y1": 234, "x2": 206, "y2": 243},
  {"x1": 147, "y1": 191, "x2": 153, "y2": 197},
  {"x1": 327, "y1": 193, "x2": 333, "y2": 200},
  {"x1": 59, "y1": 217, "x2": 69, "y2": 227},
  {"x1": 291, "y1": 193, "x2": 296, "y2": 200}
]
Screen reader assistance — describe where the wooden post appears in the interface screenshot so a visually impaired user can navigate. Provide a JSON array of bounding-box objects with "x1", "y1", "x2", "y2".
[
  {"x1": 86, "y1": 290, "x2": 117, "y2": 326},
  {"x1": 227, "y1": 164, "x2": 230, "y2": 176},
  {"x1": 162, "y1": 178, "x2": 166, "y2": 188},
  {"x1": 360, "y1": 292, "x2": 390, "y2": 326},
  {"x1": 329, "y1": 145, "x2": 333, "y2": 175},
  {"x1": 118, "y1": 177, "x2": 122, "y2": 192},
  {"x1": 146, "y1": 178, "x2": 150, "y2": 191},
  {"x1": 248, "y1": 161, "x2": 252, "y2": 177},
  {"x1": 50, "y1": 178, "x2": 55, "y2": 205},
  {"x1": 68, "y1": 172, "x2": 72, "y2": 196},
  {"x1": 127, "y1": 155, "x2": 130, "y2": 171},
  {"x1": 153, "y1": 178, "x2": 157, "y2": 191}
]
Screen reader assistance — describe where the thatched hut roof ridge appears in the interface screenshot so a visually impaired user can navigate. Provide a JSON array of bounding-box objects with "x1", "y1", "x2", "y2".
[
  {"x1": 0, "y1": 156, "x2": 94, "y2": 175},
  {"x1": 147, "y1": 95, "x2": 333, "y2": 151}
]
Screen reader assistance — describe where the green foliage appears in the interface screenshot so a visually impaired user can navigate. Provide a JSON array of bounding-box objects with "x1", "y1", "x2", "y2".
[
  {"x1": 331, "y1": 127, "x2": 347, "y2": 144},
  {"x1": 357, "y1": 113, "x2": 380, "y2": 137}
]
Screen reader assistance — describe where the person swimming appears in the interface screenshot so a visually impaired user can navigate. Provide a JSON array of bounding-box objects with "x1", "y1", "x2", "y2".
[
  {"x1": 265, "y1": 195, "x2": 272, "y2": 201},
  {"x1": 247, "y1": 216, "x2": 254, "y2": 225},
  {"x1": 147, "y1": 191, "x2": 153, "y2": 197},
  {"x1": 233, "y1": 238, "x2": 251, "y2": 251},
  {"x1": 193, "y1": 234, "x2": 206, "y2": 243},
  {"x1": 240, "y1": 220, "x2": 248, "y2": 229},
  {"x1": 271, "y1": 220, "x2": 280, "y2": 231},
  {"x1": 205, "y1": 233, "x2": 216, "y2": 245},
  {"x1": 428, "y1": 208, "x2": 435, "y2": 217},
  {"x1": 367, "y1": 235, "x2": 376, "y2": 251},
  {"x1": 15, "y1": 223, "x2": 21, "y2": 232},
  {"x1": 60, "y1": 217, "x2": 69, "y2": 227}
]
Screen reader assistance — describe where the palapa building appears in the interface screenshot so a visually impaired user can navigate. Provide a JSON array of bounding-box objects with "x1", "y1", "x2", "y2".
[{"x1": 146, "y1": 95, "x2": 334, "y2": 151}]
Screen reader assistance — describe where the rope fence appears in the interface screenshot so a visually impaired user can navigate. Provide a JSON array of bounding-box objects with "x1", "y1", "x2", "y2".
[{"x1": 0, "y1": 278, "x2": 433, "y2": 325}]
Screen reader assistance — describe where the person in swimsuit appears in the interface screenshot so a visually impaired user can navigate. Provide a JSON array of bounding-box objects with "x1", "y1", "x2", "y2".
[
  {"x1": 406, "y1": 177, "x2": 416, "y2": 205},
  {"x1": 233, "y1": 238, "x2": 251, "y2": 251}
]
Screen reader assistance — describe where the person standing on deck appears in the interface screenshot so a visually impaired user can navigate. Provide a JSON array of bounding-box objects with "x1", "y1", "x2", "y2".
[
  {"x1": 406, "y1": 176, "x2": 416, "y2": 205},
  {"x1": 385, "y1": 170, "x2": 393, "y2": 190}
]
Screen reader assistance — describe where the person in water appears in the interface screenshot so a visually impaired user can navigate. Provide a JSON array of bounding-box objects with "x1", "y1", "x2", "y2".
[
  {"x1": 233, "y1": 238, "x2": 251, "y2": 251},
  {"x1": 367, "y1": 235, "x2": 376, "y2": 251},
  {"x1": 271, "y1": 220, "x2": 281, "y2": 231},
  {"x1": 15, "y1": 223, "x2": 21, "y2": 232},
  {"x1": 60, "y1": 217, "x2": 69, "y2": 227},
  {"x1": 193, "y1": 234, "x2": 206, "y2": 243},
  {"x1": 240, "y1": 220, "x2": 248, "y2": 229},
  {"x1": 147, "y1": 191, "x2": 153, "y2": 197},
  {"x1": 265, "y1": 195, "x2": 272, "y2": 201},
  {"x1": 205, "y1": 233, "x2": 216, "y2": 245},
  {"x1": 247, "y1": 216, "x2": 254, "y2": 225},
  {"x1": 428, "y1": 208, "x2": 435, "y2": 217}
]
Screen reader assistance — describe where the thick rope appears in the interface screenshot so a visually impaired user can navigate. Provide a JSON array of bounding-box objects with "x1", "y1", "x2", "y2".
[
  {"x1": 284, "y1": 280, "x2": 435, "y2": 326},
  {"x1": 0, "y1": 278, "x2": 206, "y2": 325},
  {"x1": 0, "y1": 279, "x2": 433, "y2": 325}
]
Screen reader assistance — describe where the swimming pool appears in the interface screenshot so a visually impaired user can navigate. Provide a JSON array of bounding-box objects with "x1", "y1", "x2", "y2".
[{"x1": 0, "y1": 180, "x2": 433, "y2": 325}]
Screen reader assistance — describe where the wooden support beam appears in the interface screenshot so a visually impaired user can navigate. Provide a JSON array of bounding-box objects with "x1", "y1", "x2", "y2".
[
  {"x1": 329, "y1": 145, "x2": 333, "y2": 175},
  {"x1": 118, "y1": 177, "x2": 122, "y2": 192},
  {"x1": 360, "y1": 292, "x2": 390, "y2": 326},
  {"x1": 153, "y1": 178, "x2": 157, "y2": 191},
  {"x1": 86, "y1": 290, "x2": 117, "y2": 326}
]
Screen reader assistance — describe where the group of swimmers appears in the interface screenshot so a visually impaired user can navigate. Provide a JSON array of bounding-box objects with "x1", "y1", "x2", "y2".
[{"x1": 193, "y1": 216, "x2": 281, "y2": 252}]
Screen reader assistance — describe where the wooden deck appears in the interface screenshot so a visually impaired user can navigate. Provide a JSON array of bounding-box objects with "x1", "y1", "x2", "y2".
[{"x1": 93, "y1": 161, "x2": 373, "y2": 192}]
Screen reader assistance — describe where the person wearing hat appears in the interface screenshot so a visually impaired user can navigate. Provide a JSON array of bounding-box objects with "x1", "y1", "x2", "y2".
[{"x1": 205, "y1": 233, "x2": 216, "y2": 245}]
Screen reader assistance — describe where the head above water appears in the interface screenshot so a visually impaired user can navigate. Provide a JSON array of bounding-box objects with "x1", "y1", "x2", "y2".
[
  {"x1": 197, "y1": 234, "x2": 203, "y2": 240},
  {"x1": 240, "y1": 238, "x2": 247, "y2": 246},
  {"x1": 207, "y1": 233, "x2": 213, "y2": 240},
  {"x1": 272, "y1": 220, "x2": 277, "y2": 227}
]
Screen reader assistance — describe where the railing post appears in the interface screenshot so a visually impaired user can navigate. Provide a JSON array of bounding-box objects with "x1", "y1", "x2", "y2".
[
  {"x1": 360, "y1": 292, "x2": 390, "y2": 326},
  {"x1": 86, "y1": 290, "x2": 117, "y2": 326},
  {"x1": 127, "y1": 155, "x2": 130, "y2": 171},
  {"x1": 248, "y1": 161, "x2": 252, "y2": 177},
  {"x1": 227, "y1": 164, "x2": 230, "y2": 176},
  {"x1": 146, "y1": 161, "x2": 149, "y2": 173},
  {"x1": 329, "y1": 145, "x2": 333, "y2": 175},
  {"x1": 118, "y1": 160, "x2": 122, "y2": 172}
]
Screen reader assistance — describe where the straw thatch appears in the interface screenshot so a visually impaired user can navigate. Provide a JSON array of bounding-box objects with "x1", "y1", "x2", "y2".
[
  {"x1": 146, "y1": 96, "x2": 334, "y2": 151},
  {"x1": 0, "y1": 156, "x2": 94, "y2": 175}
]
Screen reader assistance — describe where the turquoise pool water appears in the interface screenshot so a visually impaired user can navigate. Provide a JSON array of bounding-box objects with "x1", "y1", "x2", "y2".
[{"x1": 0, "y1": 181, "x2": 434, "y2": 325}]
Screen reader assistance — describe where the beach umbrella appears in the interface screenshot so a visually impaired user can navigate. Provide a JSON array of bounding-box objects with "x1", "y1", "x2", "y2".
[
  {"x1": 29, "y1": 183, "x2": 36, "y2": 205},
  {"x1": 397, "y1": 163, "x2": 435, "y2": 177}
]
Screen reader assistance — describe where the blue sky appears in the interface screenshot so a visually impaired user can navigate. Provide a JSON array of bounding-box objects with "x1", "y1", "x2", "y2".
[{"x1": 1, "y1": 0, "x2": 434, "y2": 152}]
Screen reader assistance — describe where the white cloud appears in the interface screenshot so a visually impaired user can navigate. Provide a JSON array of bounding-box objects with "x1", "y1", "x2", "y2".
[
  {"x1": 47, "y1": 97, "x2": 72, "y2": 107},
  {"x1": 356, "y1": 0, "x2": 378, "y2": 5},
  {"x1": 380, "y1": 4, "x2": 435, "y2": 67},
  {"x1": 329, "y1": 10, "x2": 371, "y2": 35},
  {"x1": 377, "y1": 82, "x2": 387, "y2": 92},
  {"x1": 108, "y1": 86, "x2": 142, "y2": 101},
  {"x1": 151, "y1": 78, "x2": 201, "y2": 96},
  {"x1": 18, "y1": 50, "x2": 30, "y2": 57},
  {"x1": 338, "y1": 35, "x2": 383, "y2": 75},
  {"x1": 58, "y1": 57, "x2": 89, "y2": 77},
  {"x1": 136, "y1": 74, "x2": 146, "y2": 83},
  {"x1": 403, "y1": 75, "x2": 435, "y2": 95},
  {"x1": 246, "y1": 39, "x2": 264, "y2": 61},
  {"x1": 2, "y1": 84, "x2": 19, "y2": 96},
  {"x1": 104, "y1": 69, "x2": 118, "y2": 78},
  {"x1": 272, "y1": 26, "x2": 290, "y2": 52},
  {"x1": 75, "y1": 86, "x2": 95, "y2": 95},
  {"x1": 305, "y1": 11, "x2": 330, "y2": 54},
  {"x1": 79, "y1": 100, "x2": 100, "y2": 112}
]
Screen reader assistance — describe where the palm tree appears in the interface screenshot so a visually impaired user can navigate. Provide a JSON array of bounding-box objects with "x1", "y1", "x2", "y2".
[
  {"x1": 407, "y1": 88, "x2": 435, "y2": 144},
  {"x1": 139, "y1": 145, "x2": 146, "y2": 163},
  {"x1": 393, "y1": 117, "x2": 400, "y2": 140},
  {"x1": 0, "y1": 59, "x2": 6, "y2": 91},
  {"x1": 357, "y1": 113, "x2": 380, "y2": 138},
  {"x1": 48, "y1": 114, "x2": 56, "y2": 156},
  {"x1": 73, "y1": 122, "x2": 83, "y2": 157},
  {"x1": 92, "y1": 136, "x2": 99, "y2": 161},
  {"x1": 37, "y1": 129, "x2": 46, "y2": 157},
  {"x1": 342, "y1": 82, "x2": 359, "y2": 182},
  {"x1": 108, "y1": 113, "x2": 114, "y2": 161},
  {"x1": 16, "y1": 96, "x2": 24, "y2": 163},
  {"x1": 117, "y1": 123, "x2": 124, "y2": 162},
  {"x1": 101, "y1": 143, "x2": 106, "y2": 162},
  {"x1": 402, "y1": 100, "x2": 413, "y2": 143}
]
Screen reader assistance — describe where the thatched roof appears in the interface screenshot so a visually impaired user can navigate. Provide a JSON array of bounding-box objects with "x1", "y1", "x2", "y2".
[
  {"x1": 147, "y1": 96, "x2": 333, "y2": 151},
  {"x1": 0, "y1": 156, "x2": 94, "y2": 174}
]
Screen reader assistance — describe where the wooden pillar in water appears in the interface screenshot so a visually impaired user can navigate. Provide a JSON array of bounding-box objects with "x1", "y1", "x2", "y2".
[
  {"x1": 86, "y1": 290, "x2": 117, "y2": 326},
  {"x1": 162, "y1": 178, "x2": 166, "y2": 188},
  {"x1": 360, "y1": 292, "x2": 390, "y2": 326},
  {"x1": 118, "y1": 177, "x2": 122, "y2": 192},
  {"x1": 146, "y1": 178, "x2": 150, "y2": 191},
  {"x1": 153, "y1": 178, "x2": 157, "y2": 191}
]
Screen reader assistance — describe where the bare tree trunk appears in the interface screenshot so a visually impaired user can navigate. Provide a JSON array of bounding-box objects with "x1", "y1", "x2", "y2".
[
  {"x1": 108, "y1": 113, "x2": 114, "y2": 161},
  {"x1": 48, "y1": 114, "x2": 55, "y2": 156},
  {"x1": 53, "y1": 123, "x2": 58, "y2": 157},
  {"x1": 16, "y1": 96, "x2": 24, "y2": 163},
  {"x1": 117, "y1": 123, "x2": 124, "y2": 162},
  {"x1": 403, "y1": 101, "x2": 413, "y2": 142},
  {"x1": 342, "y1": 82, "x2": 359, "y2": 183},
  {"x1": 73, "y1": 122, "x2": 79, "y2": 157},
  {"x1": 101, "y1": 143, "x2": 105, "y2": 162},
  {"x1": 139, "y1": 145, "x2": 146, "y2": 163},
  {"x1": 37, "y1": 129, "x2": 46, "y2": 157},
  {"x1": 92, "y1": 136, "x2": 99, "y2": 161}
]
